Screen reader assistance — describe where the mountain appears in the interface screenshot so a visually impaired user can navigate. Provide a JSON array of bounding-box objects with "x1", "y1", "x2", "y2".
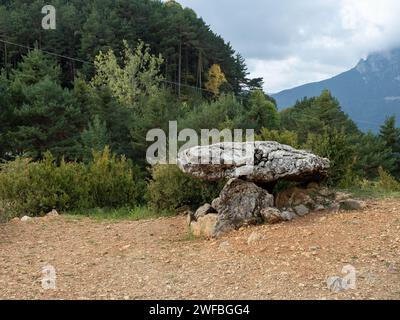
[{"x1": 272, "y1": 48, "x2": 400, "y2": 132}]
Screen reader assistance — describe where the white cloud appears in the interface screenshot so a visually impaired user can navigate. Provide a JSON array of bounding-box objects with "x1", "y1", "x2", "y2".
[
  {"x1": 177, "y1": 0, "x2": 400, "y2": 92},
  {"x1": 247, "y1": 57, "x2": 345, "y2": 93}
]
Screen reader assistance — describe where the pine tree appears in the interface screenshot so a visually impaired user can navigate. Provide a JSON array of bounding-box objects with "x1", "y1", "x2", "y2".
[
  {"x1": 80, "y1": 115, "x2": 110, "y2": 162},
  {"x1": 379, "y1": 116, "x2": 400, "y2": 177},
  {"x1": 281, "y1": 90, "x2": 359, "y2": 143},
  {"x1": 241, "y1": 90, "x2": 280, "y2": 132},
  {"x1": 305, "y1": 128, "x2": 357, "y2": 187},
  {"x1": 380, "y1": 116, "x2": 400, "y2": 148},
  {"x1": 354, "y1": 132, "x2": 394, "y2": 178},
  {"x1": 5, "y1": 50, "x2": 85, "y2": 160}
]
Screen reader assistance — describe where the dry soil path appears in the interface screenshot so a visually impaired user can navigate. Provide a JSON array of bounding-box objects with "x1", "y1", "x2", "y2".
[{"x1": 1, "y1": 200, "x2": 399, "y2": 300}]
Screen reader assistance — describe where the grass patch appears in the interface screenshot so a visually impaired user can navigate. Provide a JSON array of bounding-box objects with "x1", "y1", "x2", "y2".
[
  {"x1": 180, "y1": 229, "x2": 198, "y2": 242},
  {"x1": 342, "y1": 187, "x2": 400, "y2": 200},
  {"x1": 338, "y1": 169, "x2": 400, "y2": 200},
  {"x1": 66, "y1": 206, "x2": 175, "y2": 222}
]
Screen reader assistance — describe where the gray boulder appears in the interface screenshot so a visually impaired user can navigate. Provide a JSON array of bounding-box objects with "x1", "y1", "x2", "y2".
[
  {"x1": 281, "y1": 210, "x2": 297, "y2": 221},
  {"x1": 46, "y1": 209, "x2": 59, "y2": 217},
  {"x1": 190, "y1": 214, "x2": 219, "y2": 238},
  {"x1": 177, "y1": 141, "x2": 330, "y2": 183},
  {"x1": 260, "y1": 207, "x2": 297, "y2": 224},
  {"x1": 20, "y1": 216, "x2": 33, "y2": 222},
  {"x1": 212, "y1": 178, "x2": 274, "y2": 235},
  {"x1": 294, "y1": 204, "x2": 310, "y2": 216},
  {"x1": 194, "y1": 203, "x2": 216, "y2": 220},
  {"x1": 340, "y1": 199, "x2": 366, "y2": 210}
]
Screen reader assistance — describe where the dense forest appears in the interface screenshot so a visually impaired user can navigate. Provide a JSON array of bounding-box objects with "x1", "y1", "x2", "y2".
[
  {"x1": 1, "y1": 0, "x2": 400, "y2": 220},
  {"x1": 0, "y1": 0, "x2": 257, "y2": 94}
]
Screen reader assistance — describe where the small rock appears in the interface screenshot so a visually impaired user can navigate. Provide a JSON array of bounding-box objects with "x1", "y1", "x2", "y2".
[
  {"x1": 294, "y1": 205, "x2": 310, "y2": 216},
  {"x1": 315, "y1": 205, "x2": 325, "y2": 212},
  {"x1": 190, "y1": 214, "x2": 219, "y2": 238},
  {"x1": 340, "y1": 199, "x2": 366, "y2": 211},
  {"x1": 10, "y1": 217, "x2": 20, "y2": 223},
  {"x1": 194, "y1": 203, "x2": 216, "y2": 220},
  {"x1": 247, "y1": 232, "x2": 264, "y2": 245},
  {"x1": 260, "y1": 207, "x2": 283, "y2": 224},
  {"x1": 328, "y1": 202, "x2": 340, "y2": 214},
  {"x1": 281, "y1": 211, "x2": 296, "y2": 221},
  {"x1": 20, "y1": 216, "x2": 33, "y2": 222},
  {"x1": 47, "y1": 209, "x2": 59, "y2": 217},
  {"x1": 120, "y1": 245, "x2": 131, "y2": 251}
]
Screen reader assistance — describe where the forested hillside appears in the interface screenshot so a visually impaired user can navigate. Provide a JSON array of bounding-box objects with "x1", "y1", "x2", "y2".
[{"x1": 0, "y1": 0, "x2": 254, "y2": 94}]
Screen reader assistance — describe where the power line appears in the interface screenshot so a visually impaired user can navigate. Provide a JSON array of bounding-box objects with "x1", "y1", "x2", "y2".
[
  {"x1": 0, "y1": 39, "x2": 90, "y2": 65},
  {"x1": 0, "y1": 38, "x2": 221, "y2": 95},
  {"x1": 0, "y1": 38, "x2": 384, "y2": 127}
]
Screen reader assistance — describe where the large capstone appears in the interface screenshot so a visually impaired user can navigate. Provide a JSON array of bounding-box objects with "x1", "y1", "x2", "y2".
[{"x1": 177, "y1": 141, "x2": 330, "y2": 184}]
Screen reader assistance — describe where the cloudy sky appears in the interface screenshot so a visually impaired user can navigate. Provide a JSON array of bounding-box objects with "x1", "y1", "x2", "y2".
[{"x1": 177, "y1": 0, "x2": 400, "y2": 93}]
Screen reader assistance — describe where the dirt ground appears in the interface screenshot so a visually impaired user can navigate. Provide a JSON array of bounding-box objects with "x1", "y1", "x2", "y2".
[{"x1": 1, "y1": 199, "x2": 399, "y2": 300}]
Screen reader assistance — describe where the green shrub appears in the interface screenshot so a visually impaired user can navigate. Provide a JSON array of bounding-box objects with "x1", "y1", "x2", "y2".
[
  {"x1": 0, "y1": 147, "x2": 143, "y2": 219},
  {"x1": 146, "y1": 164, "x2": 224, "y2": 210},
  {"x1": 256, "y1": 128, "x2": 299, "y2": 148},
  {"x1": 304, "y1": 128, "x2": 358, "y2": 187},
  {"x1": 377, "y1": 167, "x2": 400, "y2": 191},
  {"x1": 86, "y1": 147, "x2": 144, "y2": 207}
]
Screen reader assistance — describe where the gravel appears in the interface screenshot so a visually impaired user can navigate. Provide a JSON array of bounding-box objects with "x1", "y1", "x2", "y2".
[{"x1": 0, "y1": 200, "x2": 399, "y2": 300}]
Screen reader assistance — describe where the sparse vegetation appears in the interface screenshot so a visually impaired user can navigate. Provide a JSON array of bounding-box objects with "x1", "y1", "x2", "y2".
[{"x1": 66, "y1": 206, "x2": 175, "y2": 222}]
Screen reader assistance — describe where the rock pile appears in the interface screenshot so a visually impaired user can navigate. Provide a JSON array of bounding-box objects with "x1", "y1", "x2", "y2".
[{"x1": 178, "y1": 141, "x2": 365, "y2": 237}]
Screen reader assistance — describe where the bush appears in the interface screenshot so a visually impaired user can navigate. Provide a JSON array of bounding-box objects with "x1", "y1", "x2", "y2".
[
  {"x1": 304, "y1": 128, "x2": 358, "y2": 187},
  {"x1": 0, "y1": 147, "x2": 143, "y2": 219},
  {"x1": 377, "y1": 167, "x2": 400, "y2": 191},
  {"x1": 146, "y1": 165, "x2": 224, "y2": 210},
  {"x1": 86, "y1": 147, "x2": 144, "y2": 208},
  {"x1": 256, "y1": 128, "x2": 299, "y2": 148}
]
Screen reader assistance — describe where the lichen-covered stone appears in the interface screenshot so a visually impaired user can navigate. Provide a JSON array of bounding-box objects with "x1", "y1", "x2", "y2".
[
  {"x1": 177, "y1": 141, "x2": 330, "y2": 183},
  {"x1": 212, "y1": 178, "x2": 274, "y2": 235},
  {"x1": 190, "y1": 214, "x2": 219, "y2": 237},
  {"x1": 194, "y1": 203, "x2": 216, "y2": 220}
]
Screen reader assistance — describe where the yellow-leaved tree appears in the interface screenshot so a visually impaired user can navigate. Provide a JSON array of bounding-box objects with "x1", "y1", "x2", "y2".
[
  {"x1": 91, "y1": 40, "x2": 164, "y2": 108},
  {"x1": 205, "y1": 64, "x2": 227, "y2": 96}
]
